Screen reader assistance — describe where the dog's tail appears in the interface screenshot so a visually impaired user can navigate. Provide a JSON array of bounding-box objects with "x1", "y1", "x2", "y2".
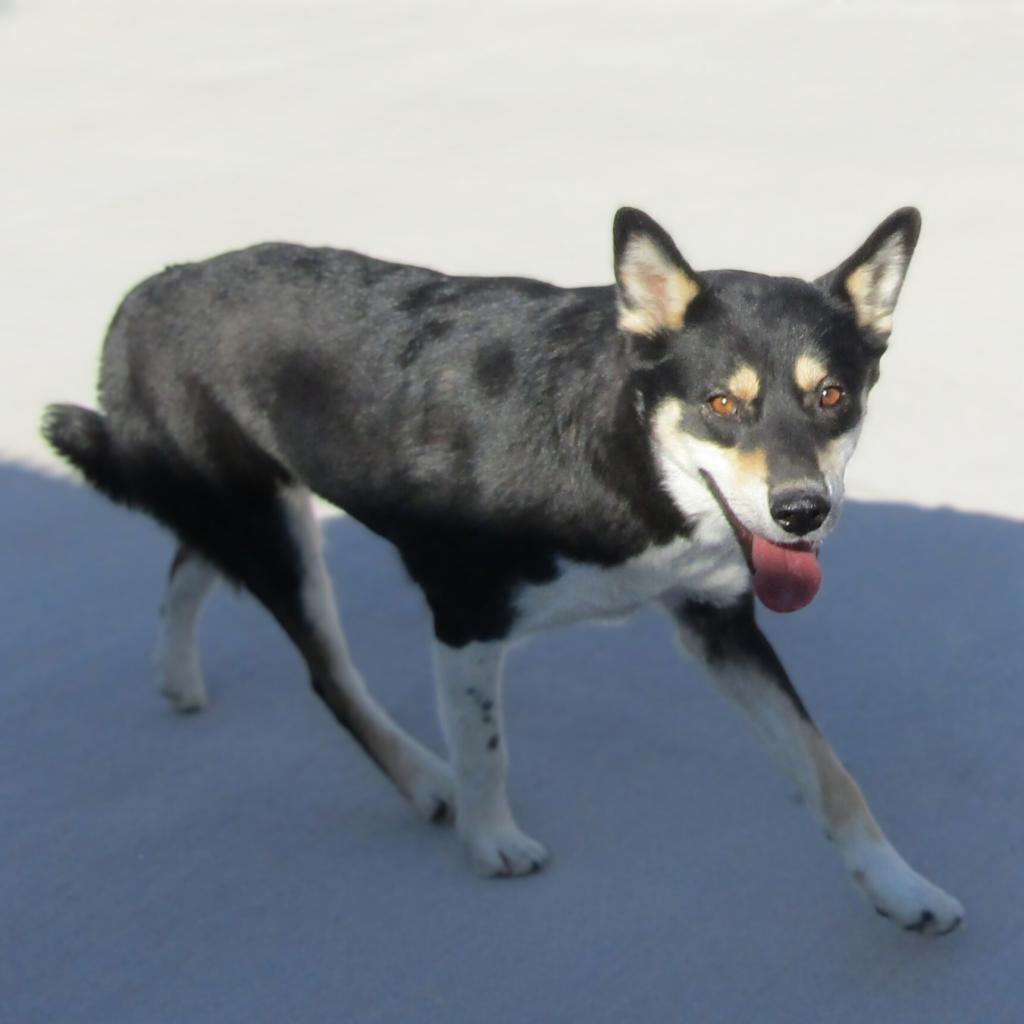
[{"x1": 42, "y1": 403, "x2": 131, "y2": 505}]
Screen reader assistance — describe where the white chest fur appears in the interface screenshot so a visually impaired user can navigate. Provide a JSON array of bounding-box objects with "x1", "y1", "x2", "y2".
[{"x1": 512, "y1": 517, "x2": 750, "y2": 637}]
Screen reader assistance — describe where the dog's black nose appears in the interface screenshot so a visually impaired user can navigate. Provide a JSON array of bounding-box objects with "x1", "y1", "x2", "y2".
[{"x1": 769, "y1": 488, "x2": 830, "y2": 536}]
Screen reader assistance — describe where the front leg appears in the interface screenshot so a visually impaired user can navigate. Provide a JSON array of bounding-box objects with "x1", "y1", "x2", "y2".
[
  {"x1": 666, "y1": 594, "x2": 963, "y2": 935},
  {"x1": 433, "y1": 640, "x2": 548, "y2": 877}
]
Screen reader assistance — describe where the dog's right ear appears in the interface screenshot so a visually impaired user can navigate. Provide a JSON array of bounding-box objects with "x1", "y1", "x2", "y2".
[{"x1": 614, "y1": 208, "x2": 703, "y2": 338}]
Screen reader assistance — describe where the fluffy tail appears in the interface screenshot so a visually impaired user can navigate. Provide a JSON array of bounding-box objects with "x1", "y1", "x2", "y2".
[{"x1": 41, "y1": 403, "x2": 130, "y2": 504}]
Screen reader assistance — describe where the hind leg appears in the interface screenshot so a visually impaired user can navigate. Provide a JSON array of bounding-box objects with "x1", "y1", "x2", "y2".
[
  {"x1": 273, "y1": 488, "x2": 455, "y2": 823},
  {"x1": 156, "y1": 544, "x2": 218, "y2": 712}
]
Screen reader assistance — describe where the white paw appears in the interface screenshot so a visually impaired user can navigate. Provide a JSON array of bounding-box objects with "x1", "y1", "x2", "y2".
[
  {"x1": 153, "y1": 630, "x2": 207, "y2": 712},
  {"x1": 850, "y1": 843, "x2": 964, "y2": 935},
  {"x1": 155, "y1": 646, "x2": 208, "y2": 713},
  {"x1": 402, "y1": 749, "x2": 456, "y2": 825},
  {"x1": 464, "y1": 824, "x2": 549, "y2": 877}
]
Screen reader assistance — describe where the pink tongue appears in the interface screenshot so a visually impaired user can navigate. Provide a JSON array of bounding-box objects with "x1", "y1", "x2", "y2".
[{"x1": 751, "y1": 536, "x2": 822, "y2": 613}]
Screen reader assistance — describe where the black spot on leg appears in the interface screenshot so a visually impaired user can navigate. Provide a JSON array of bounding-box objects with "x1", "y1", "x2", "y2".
[
  {"x1": 465, "y1": 689, "x2": 495, "y2": 727},
  {"x1": 429, "y1": 798, "x2": 450, "y2": 825},
  {"x1": 488, "y1": 734, "x2": 500, "y2": 751},
  {"x1": 904, "y1": 911, "x2": 935, "y2": 933}
]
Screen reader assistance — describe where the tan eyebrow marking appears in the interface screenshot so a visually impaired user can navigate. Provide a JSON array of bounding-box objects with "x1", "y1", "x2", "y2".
[
  {"x1": 794, "y1": 354, "x2": 828, "y2": 392},
  {"x1": 727, "y1": 364, "x2": 760, "y2": 402}
]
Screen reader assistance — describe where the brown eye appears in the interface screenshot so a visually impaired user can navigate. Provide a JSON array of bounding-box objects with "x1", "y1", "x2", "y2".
[
  {"x1": 819, "y1": 385, "x2": 844, "y2": 409},
  {"x1": 709, "y1": 394, "x2": 738, "y2": 417}
]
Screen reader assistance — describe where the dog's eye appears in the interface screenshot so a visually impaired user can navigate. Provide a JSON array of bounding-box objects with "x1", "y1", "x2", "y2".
[
  {"x1": 819, "y1": 385, "x2": 844, "y2": 409},
  {"x1": 708, "y1": 394, "x2": 738, "y2": 417}
]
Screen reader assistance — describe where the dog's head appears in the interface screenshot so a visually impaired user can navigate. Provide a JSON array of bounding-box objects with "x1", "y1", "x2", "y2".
[{"x1": 615, "y1": 207, "x2": 921, "y2": 612}]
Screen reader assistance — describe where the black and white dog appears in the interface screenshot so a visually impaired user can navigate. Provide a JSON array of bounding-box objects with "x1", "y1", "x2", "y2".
[{"x1": 44, "y1": 207, "x2": 963, "y2": 933}]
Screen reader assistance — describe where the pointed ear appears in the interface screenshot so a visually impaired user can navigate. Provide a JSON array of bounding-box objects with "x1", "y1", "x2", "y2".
[
  {"x1": 817, "y1": 207, "x2": 922, "y2": 346},
  {"x1": 613, "y1": 208, "x2": 703, "y2": 337}
]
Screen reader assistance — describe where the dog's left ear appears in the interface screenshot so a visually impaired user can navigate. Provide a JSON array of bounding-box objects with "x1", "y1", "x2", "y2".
[
  {"x1": 614, "y1": 208, "x2": 703, "y2": 337},
  {"x1": 816, "y1": 207, "x2": 922, "y2": 348}
]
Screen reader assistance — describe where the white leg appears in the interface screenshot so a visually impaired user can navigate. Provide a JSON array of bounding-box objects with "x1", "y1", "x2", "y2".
[
  {"x1": 669, "y1": 595, "x2": 964, "y2": 935},
  {"x1": 433, "y1": 639, "x2": 548, "y2": 876},
  {"x1": 156, "y1": 547, "x2": 217, "y2": 712},
  {"x1": 280, "y1": 488, "x2": 454, "y2": 822}
]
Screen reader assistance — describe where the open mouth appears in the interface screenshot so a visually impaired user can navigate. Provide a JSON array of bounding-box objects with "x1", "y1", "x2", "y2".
[{"x1": 699, "y1": 470, "x2": 822, "y2": 614}]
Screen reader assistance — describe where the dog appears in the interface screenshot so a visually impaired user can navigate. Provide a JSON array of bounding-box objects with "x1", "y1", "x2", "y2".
[{"x1": 43, "y1": 207, "x2": 963, "y2": 934}]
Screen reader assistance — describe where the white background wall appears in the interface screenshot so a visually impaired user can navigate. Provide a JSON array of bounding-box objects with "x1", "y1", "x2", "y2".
[{"x1": 3, "y1": 0, "x2": 1021, "y2": 518}]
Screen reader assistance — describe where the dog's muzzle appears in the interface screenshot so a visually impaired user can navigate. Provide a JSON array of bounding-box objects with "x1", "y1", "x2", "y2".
[{"x1": 700, "y1": 470, "x2": 823, "y2": 613}]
